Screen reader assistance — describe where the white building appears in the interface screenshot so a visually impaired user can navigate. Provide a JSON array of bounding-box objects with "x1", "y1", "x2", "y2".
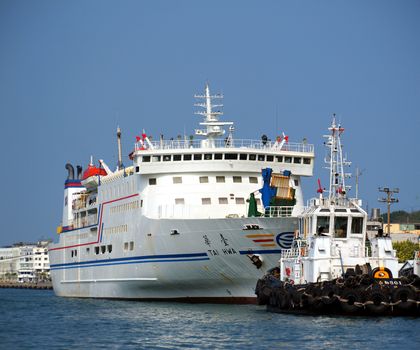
[{"x1": 0, "y1": 241, "x2": 51, "y2": 282}]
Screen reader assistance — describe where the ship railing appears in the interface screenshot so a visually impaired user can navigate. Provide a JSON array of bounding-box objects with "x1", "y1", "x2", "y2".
[
  {"x1": 135, "y1": 139, "x2": 314, "y2": 153},
  {"x1": 264, "y1": 206, "x2": 294, "y2": 218}
]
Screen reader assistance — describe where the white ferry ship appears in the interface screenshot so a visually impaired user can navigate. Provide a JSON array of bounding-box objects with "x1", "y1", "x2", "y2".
[{"x1": 49, "y1": 84, "x2": 314, "y2": 302}]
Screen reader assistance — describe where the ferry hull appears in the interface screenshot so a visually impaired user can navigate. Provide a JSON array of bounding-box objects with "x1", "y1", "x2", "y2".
[{"x1": 49, "y1": 216, "x2": 297, "y2": 302}]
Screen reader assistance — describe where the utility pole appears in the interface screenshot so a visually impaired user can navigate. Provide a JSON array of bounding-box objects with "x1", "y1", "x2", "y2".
[{"x1": 378, "y1": 187, "x2": 399, "y2": 234}]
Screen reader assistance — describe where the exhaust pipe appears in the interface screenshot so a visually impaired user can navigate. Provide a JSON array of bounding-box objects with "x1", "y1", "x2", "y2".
[
  {"x1": 65, "y1": 163, "x2": 74, "y2": 180},
  {"x1": 76, "y1": 165, "x2": 83, "y2": 179}
]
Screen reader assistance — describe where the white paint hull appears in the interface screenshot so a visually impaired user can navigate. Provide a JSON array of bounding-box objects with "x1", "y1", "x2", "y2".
[{"x1": 49, "y1": 216, "x2": 297, "y2": 302}]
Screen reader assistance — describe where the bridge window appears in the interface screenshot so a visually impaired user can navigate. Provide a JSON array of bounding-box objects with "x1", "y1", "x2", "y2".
[
  {"x1": 316, "y1": 216, "x2": 330, "y2": 234},
  {"x1": 249, "y1": 154, "x2": 256, "y2": 161},
  {"x1": 173, "y1": 155, "x2": 182, "y2": 161},
  {"x1": 183, "y1": 154, "x2": 192, "y2": 161},
  {"x1": 276, "y1": 156, "x2": 283, "y2": 162},
  {"x1": 351, "y1": 217, "x2": 364, "y2": 234},
  {"x1": 303, "y1": 158, "x2": 311, "y2": 165},
  {"x1": 163, "y1": 155, "x2": 171, "y2": 161},
  {"x1": 239, "y1": 154, "x2": 247, "y2": 160},
  {"x1": 334, "y1": 217, "x2": 348, "y2": 238},
  {"x1": 204, "y1": 154, "x2": 212, "y2": 160},
  {"x1": 194, "y1": 154, "x2": 202, "y2": 160},
  {"x1": 214, "y1": 153, "x2": 223, "y2": 160},
  {"x1": 152, "y1": 155, "x2": 161, "y2": 162},
  {"x1": 258, "y1": 155, "x2": 265, "y2": 161},
  {"x1": 142, "y1": 156, "x2": 151, "y2": 162},
  {"x1": 225, "y1": 153, "x2": 238, "y2": 160},
  {"x1": 107, "y1": 245, "x2": 112, "y2": 253},
  {"x1": 95, "y1": 246, "x2": 100, "y2": 255},
  {"x1": 101, "y1": 246, "x2": 106, "y2": 254},
  {"x1": 266, "y1": 155, "x2": 274, "y2": 162},
  {"x1": 149, "y1": 178, "x2": 157, "y2": 185},
  {"x1": 285, "y1": 156, "x2": 292, "y2": 163},
  {"x1": 293, "y1": 157, "x2": 301, "y2": 164}
]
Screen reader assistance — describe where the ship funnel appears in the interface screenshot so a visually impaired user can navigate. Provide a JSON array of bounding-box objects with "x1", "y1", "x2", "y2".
[
  {"x1": 76, "y1": 165, "x2": 83, "y2": 180},
  {"x1": 65, "y1": 163, "x2": 74, "y2": 180}
]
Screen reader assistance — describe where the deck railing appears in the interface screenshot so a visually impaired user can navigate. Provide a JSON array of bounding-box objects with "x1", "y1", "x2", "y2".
[
  {"x1": 264, "y1": 206, "x2": 294, "y2": 218},
  {"x1": 135, "y1": 139, "x2": 314, "y2": 153}
]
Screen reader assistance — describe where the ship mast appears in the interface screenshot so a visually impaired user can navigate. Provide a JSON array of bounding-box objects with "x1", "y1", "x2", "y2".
[
  {"x1": 323, "y1": 115, "x2": 351, "y2": 202},
  {"x1": 194, "y1": 83, "x2": 233, "y2": 148}
]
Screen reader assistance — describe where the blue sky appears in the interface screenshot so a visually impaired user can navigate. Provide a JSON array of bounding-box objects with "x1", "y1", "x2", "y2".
[{"x1": 0, "y1": 0, "x2": 419, "y2": 245}]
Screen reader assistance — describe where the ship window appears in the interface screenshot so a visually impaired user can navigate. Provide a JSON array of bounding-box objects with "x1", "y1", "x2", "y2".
[
  {"x1": 303, "y1": 158, "x2": 311, "y2": 165},
  {"x1": 152, "y1": 155, "x2": 161, "y2": 162},
  {"x1": 235, "y1": 198, "x2": 245, "y2": 204},
  {"x1": 233, "y1": 176, "x2": 242, "y2": 183},
  {"x1": 350, "y1": 209, "x2": 359, "y2": 213},
  {"x1": 173, "y1": 177, "x2": 182, "y2": 184},
  {"x1": 71, "y1": 250, "x2": 74, "y2": 258},
  {"x1": 316, "y1": 216, "x2": 330, "y2": 234},
  {"x1": 214, "y1": 153, "x2": 223, "y2": 160},
  {"x1": 183, "y1": 154, "x2": 192, "y2": 161},
  {"x1": 135, "y1": 166, "x2": 140, "y2": 172},
  {"x1": 249, "y1": 177, "x2": 258, "y2": 184},
  {"x1": 194, "y1": 154, "x2": 202, "y2": 160},
  {"x1": 101, "y1": 246, "x2": 106, "y2": 254},
  {"x1": 140, "y1": 200, "x2": 143, "y2": 207},
  {"x1": 219, "y1": 197, "x2": 228, "y2": 204},
  {"x1": 266, "y1": 155, "x2": 274, "y2": 162},
  {"x1": 249, "y1": 154, "x2": 256, "y2": 161},
  {"x1": 258, "y1": 155, "x2": 265, "y2": 161},
  {"x1": 239, "y1": 154, "x2": 247, "y2": 160},
  {"x1": 256, "y1": 198, "x2": 261, "y2": 205},
  {"x1": 334, "y1": 217, "x2": 348, "y2": 238},
  {"x1": 216, "y1": 176, "x2": 225, "y2": 183},
  {"x1": 225, "y1": 153, "x2": 238, "y2": 160},
  {"x1": 173, "y1": 154, "x2": 182, "y2": 161},
  {"x1": 149, "y1": 178, "x2": 157, "y2": 185},
  {"x1": 107, "y1": 245, "x2": 112, "y2": 253},
  {"x1": 175, "y1": 198, "x2": 185, "y2": 205},
  {"x1": 294, "y1": 179, "x2": 299, "y2": 186},
  {"x1": 293, "y1": 157, "x2": 301, "y2": 164},
  {"x1": 95, "y1": 246, "x2": 100, "y2": 255},
  {"x1": 285, "y1": 156, "x2": 292, "y2": 163},
  {"x1": 199, "y1": 176, "x2": 209, "y2": 183},
  {"x1": 163, "y1": 155, "x2": 171, "y2": 161},
  {"x1": 129, "y1": 241, "x2": 134, "y2": 251},
  {"x1": 320, "y1": 209, "x2": 330, "y2": 212},
  {"x1": 276, "y1": 156, "x2": 283, "y2": 162},
  {"x1": 124, "y1": 242, "x2": 128, "y2": 251},
  {"x1": 142, "y1": 156, "x2": 151, "y2": 162},
  {"x1": 351, "y1": 217, "x2": 364, "y2": 234},
  {"x1": 86, "y1": 247, "x2": 90, "y2": 254},
  {"x1": 335, "y1": 209, "x2": 347, "y2": 212},
  {"x1": 204, "y1": 154, "x2": 212, "y2": 160},
  {"x1": 202, "y1": 198, "x2": 211, "y2": 205}
]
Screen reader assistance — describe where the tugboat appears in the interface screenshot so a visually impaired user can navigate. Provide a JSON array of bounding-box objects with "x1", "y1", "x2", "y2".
[{"x1": 255, "y1": 117, "x2": 420, "y2": 316}]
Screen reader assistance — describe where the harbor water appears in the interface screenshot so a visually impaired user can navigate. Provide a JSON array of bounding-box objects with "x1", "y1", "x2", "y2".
[{"x1": 0, "y1": 289, "x2": 419, "y2": 349}]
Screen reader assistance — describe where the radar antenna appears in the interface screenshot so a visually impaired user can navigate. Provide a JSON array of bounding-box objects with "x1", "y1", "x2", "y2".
[{"x1": 194, "y1": 83, "x2": 233, "y2": 148}]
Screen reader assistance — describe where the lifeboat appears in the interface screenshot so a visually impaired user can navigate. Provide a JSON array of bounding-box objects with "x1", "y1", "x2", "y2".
[{"x1": 81, "y1": 162, "x2": 107, "y2": 188}]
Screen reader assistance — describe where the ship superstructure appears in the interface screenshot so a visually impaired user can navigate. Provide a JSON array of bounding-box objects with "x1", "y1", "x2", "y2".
[{"x1": 49, "y1": 84, "x2": 314, "y2": 302}]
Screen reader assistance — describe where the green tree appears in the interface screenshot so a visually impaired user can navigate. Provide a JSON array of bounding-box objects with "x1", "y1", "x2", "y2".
[{"x1": 392, "y1": 240, "x2": 419, "y2": 263}]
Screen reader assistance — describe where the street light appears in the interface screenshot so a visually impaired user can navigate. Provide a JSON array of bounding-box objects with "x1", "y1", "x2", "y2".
[{"x1": 378, "y1": 187, "x2": 399, "y2": 235}]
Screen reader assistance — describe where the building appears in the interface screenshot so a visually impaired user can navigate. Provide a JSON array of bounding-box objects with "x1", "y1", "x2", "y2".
[{"x1": 0, "y1": 241, "x2": 51, "y2": 282}]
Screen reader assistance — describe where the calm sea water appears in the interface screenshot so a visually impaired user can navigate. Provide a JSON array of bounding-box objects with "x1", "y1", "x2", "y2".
[{"x1": 0, "y1": 289, "x2": 419, "y2": 350}]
